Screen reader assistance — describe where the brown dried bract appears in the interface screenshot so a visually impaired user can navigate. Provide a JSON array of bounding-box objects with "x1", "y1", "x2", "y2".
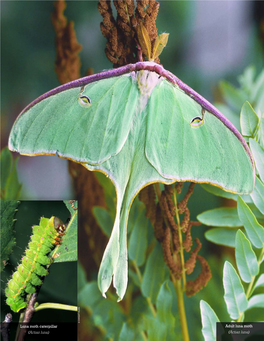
[
  {"x1": 98, "y1": 0, "x2": 160, "y2": 66},
  {"x1": 185, "y1": 255, "x2": 211, "y2": 297},
  {"x1": 161, "y1": 227, "x2": 182, "y2": 279},
  {"x1": 138, "y1": 185, "x2": 156, "y2": 224},
  {"x1": 140, "y1": 182, "x2": 210, "y2": 297},
  {"x1": 160, "y1": 191, "x2": 177, "y2": 231},
  {"x1": 184, "y1": 238, "x2": 201, "y2": 275},
  {"x1": 175, "y1": 182, "x2": 184, "y2": 194},
  {"x1": 52, "y1": 0, "x2": 82, "y2": 83},
  {"x1": 178, "y1": 183, "x2": 195, "y2": 214},
  {"x1": 153, "y1": 203, "x2": 164, "y2": 241},
  {"x1": 182, "y1": 222, "x2": 193, "y2": 252}
]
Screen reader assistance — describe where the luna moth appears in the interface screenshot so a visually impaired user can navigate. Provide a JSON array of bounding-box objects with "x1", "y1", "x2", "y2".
[
  {"x1": 8, "y1": 61, "x2": 255, "y2": 300},
  {"x1": 5, "y1": 216, "x2": 65, "y2": 312}
]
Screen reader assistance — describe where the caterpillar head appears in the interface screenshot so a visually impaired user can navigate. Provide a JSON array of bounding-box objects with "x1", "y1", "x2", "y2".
[{"x1": 53, "y1": 217, "x2": 66, "y2": 234}]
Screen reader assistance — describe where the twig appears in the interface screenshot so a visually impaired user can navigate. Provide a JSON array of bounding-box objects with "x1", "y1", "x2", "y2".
[{"x1": 0, "y1": 313, "x2": 12, "y2": 341}]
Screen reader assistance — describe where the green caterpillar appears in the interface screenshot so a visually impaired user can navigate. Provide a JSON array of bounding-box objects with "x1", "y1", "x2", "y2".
[{"x1": 5, "y1": 216, "x2": 65, "y2": 313}]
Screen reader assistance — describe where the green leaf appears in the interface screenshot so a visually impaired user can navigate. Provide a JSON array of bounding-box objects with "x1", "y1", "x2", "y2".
[
  {"x1": 247, "y1": 294, "x2": 264, "y2": 310},
  {"x1": 257, "y1": 117, "x2": 264, "y2": 159},
  {"x1": 215, "y1": 102, "x2": 240, "y2": 130},
  {"x1": 198, "y1": 207, "x2": 241, "y2": 227},
  {"x1": 79, "y1": 280, "x2": 125, "y2": 339},
  {"x1": 205, "y1": 228, "x2": 237, "y2": 247},
  {"x1": 156, "y1": 280, "x2": 180, "y2": 341},
  {"x1": 63, "y1": 200, "x2": 78, "y2": 215},
  {"x1": 254, "y1": 274, "x2": 264, "y2": 291},
  {"x1": 220, "y1": 80, "x2": 246, "y2": 111},
  {"x1": 240, "y1": 101, "x2": 259, "y2": 137},
  {"x1": 235, "y1": 230, "x2": 259, "y2": 283},
  {"x1": 250, "y1": 203, "x2": 264, "y2": 225},
  {"x1": 144, "y1": 316, "x2": 167, "y2": 341},
  {"x1": 200, "y1": 300, "x2": 220, "y2": 341},
  {"x1": 252, "y1": 69, "x2": 264, "y2": 113},
  {"x1": 156, "y1": 281, "x2": 174, "y2": 322},
  {"x1": 0, "y1": 147, "x2": 12, "y2": 192},
  {"x1": 201, "y1": 184, "x2": 252, "y2": 203},
  {"x1": 129, "y1": 267, "x2": 141, "y2": 288},
  {"x1": 93, "y1": 206, "x2": 113, "y2": 237},
  {"x1": 237, "y1": 196, "x2": 264, "y2": 248},
  {"x1": 0, "y1": 199, "x2": 19, "y2": 272},
  {"x1": 201, "y1": 184, "x2": 251, "y2": 203},
  {"x1": 141, "y1": 243, "x2": 169, "y2": 303},
  {"x1": 223, "y1": 261, "x2": 248, "y2": 320},
  {"x1": 78, "y1": 262, "x2": 87, "y2": 292},
  {"x1": 249, "y1": 138, "x2": 264, "y2": 183},
  {"x1": 54, "y1": 203, "x2": 78, "y2": 262},
  {"x1": 0, "y1": 147, "x2": 22, "y2": 200},
  {"x1": 79, "y1": 281, "x2": 104, "y2": 309},
  {"x1": 201, "y1": 184, "x2": 238, "y2": 199},
  {"x1": 119, "y1": 322, "x2": 143, "y2": 341},
  {"x1": 128, "y1": 205, "x2": 149, "y2": 266},
  {"x1": 238, "y1": 65, "x2": 256, "y2": 96},
  {"x1": 119, "y1": 323, "x2": 135, "y2": 341},
  {"x1": 130, "y1": 295, "x2": 153, "y2": 330},
  {"x1": 5, "y1": 158, "x2": 22, "y2": 200},
  {"x1": 250, "y1": 176, "x2": 264, "y2": 214}
]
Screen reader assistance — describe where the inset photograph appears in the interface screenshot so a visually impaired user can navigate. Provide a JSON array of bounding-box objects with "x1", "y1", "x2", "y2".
[{"x1": 0, "y1": 200, "x2": 78, "y2": 340}]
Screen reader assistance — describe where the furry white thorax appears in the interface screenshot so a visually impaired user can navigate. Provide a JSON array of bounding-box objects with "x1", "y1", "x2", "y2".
[
  {"x1": 136, "y1": 70, "x2": 162, "y2": 95},
  {"x1": 134, "y1": 70, "x2": 163, "y2": 113},
  {"x1": 129, "y1": 70, "x2": 163, "y2": 135}
]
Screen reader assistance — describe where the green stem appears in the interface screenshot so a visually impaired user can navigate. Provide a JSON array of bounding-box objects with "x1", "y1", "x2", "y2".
[
  {"x1": 246, "y1": 245, "x2": 264, "y2": 298},
  {"x1": 172, "y1": 186, "x2": 189, "y2": 341},
  {"x1": 141, "y1": 331, "x2": 148, "y2": 341},
  {"x1": 236, "y1": 312, "x2": 244, "y2": 323},
  {"x1": 155, "y1": 183, "x2": 189, "y2": 341},
  {"x1": 237, "y1": 244, "x2": 264, "y2": 323},
  {"x1": 15, "y1": 313, "x2": 25, "y2": 341},
  {"x1": 132, "y1": 260, "x2": 157, "y2": 317},
  {"x1": 34, "y1": 303, "x2": 78, "y2": 312},
  {"x1": 171, "y1": 275, "x2": 190, "y2": 341},
  {"x1": 173, "y1": 188, "x2": 186, "y2": 289}
]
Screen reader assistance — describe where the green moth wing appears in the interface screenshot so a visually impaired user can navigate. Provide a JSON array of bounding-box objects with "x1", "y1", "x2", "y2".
[
  {"x1": 145, "y1": 79, "x2": 253, "y2": 193},
  {"x1": 9, "y1": 75, "x2": 139, "y2": 165}
]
